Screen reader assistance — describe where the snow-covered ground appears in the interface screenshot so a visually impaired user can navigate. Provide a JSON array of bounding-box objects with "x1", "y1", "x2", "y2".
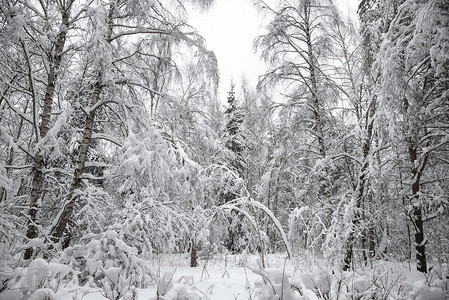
[
  {"x1": 78, "y1": 254, "x2": 446, "y2": 300},
  {"x1": 1, "y1": 252, "x2": 447, "y2": 299},
  {"x1": 81, "y1": 254, "x2": 276, "y2": 300}
]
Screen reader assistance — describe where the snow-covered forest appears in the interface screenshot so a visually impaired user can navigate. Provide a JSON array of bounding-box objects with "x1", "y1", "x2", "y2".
[{"x1": 0, "y1": 0, "x2": 448, "y2": 299}]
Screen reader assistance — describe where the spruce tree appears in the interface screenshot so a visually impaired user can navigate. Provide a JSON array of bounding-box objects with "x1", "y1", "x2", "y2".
[
  {"x1": 224, "y1": 83, "x2": 246, "y2": 178},
  {"x1": 221, "y1": 83, "x2": 247, "y2": 252}
]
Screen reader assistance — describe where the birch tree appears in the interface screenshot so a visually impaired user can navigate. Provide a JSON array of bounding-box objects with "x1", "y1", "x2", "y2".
[
  {"x1": 0, "y1": 0, "x2": 81, "y2": 259},
  {"x1": 49, "y1": 0, "x2": 217, "y2": 248},
  {"x1": 255, "y1": 0, "x2": 339, "y2": 159},
  {"x1": 324, "y1": 6, "x2": 382, "y2": 271}
]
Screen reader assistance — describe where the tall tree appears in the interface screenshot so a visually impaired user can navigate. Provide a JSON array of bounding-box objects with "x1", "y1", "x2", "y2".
[
  {"x1": 377, "y1": 0, "x2": 449, "y2": 272},
  {"x1": 255, "y1": 0, "x2": 339, "y2": 158},
  {"x1": 325, "y1": 7, "x2": 380, "y2": 271},
  {"x1": 49, "y1": 0, "x2": 217, "y2": 248},
  {"x1": 0, "y1": 0, "x2": 78, "y2": 259}
]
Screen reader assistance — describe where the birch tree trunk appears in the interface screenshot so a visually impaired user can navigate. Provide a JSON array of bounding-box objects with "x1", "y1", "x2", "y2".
[
  {"x1": 24, "y1": 2, "x2": 73, "y2": 259},
  {"x1": 304, "y1": 3, "x2": 326, "y2": 158},
  {"x1": 50, "y1": 0, "x2": 116, "y2": 243},
  {"x1": 50, "y1": 79, "x2": 103, "y2": 243}
]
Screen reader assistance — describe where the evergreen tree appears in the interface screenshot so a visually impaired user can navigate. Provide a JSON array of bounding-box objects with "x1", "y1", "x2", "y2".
[
  {"x1": 224, "y1": 83, "x2": 246, "y2": 178},
  {"x1": 220, "y1": 83, "x2": 248, "y2": 252}
]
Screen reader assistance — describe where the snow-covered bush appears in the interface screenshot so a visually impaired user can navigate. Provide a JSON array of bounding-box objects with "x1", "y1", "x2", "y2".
[
  {"x1": 70, "y1": 183, "x2": 114, "y2": 244},
  {"x1": 297, "y1": 262, "x2": 448, "y2": 300},
  {"x1": 335, "y1": 271, "x2": 377, "y2": 299},
  {"x1": 0, "y1": 258, "x2": 74, "y2": 299},
  {"x1": 399, "y1": 280, "x2": 447, "y2": 300},
  {"x1": 0, "y1": 212, "x2": 25, "y2": 262},
  {"x1": 199, "y1": 164, "x2": 254, "y2": 254},
  {"x1": 153, "y1": 271, "x2": 204, "y2": 300},
  {"x1": 322, "y1": 196, "x2": 354, "y2": 269},
  {"x1": 398, "y1": 263, "x2": 448, "y2": 300},
  {"x1": 288, "y1": 206, "x2": 327, "y2": 257},
  {"x1": 108, "y1": 129, "x2": 201, "y2": 256},
  {"x1": 250, "y1": 266, "x2": 306, "y2": 300},
  {"x1": 62, "y1": 230, "x2": 155, "y2": 295},
  {"x1": 247, "y1": 262, "x2": 447, "y2": 300},
  {"x1": 299, "y1": 267, "x2": 331, "y2": 299},
  {"x1": 100, "y1": 266, "x2": 137, "y2": 300},
  {"x1": 428, "y1": 263, "x2": 449, "y2": 291}
]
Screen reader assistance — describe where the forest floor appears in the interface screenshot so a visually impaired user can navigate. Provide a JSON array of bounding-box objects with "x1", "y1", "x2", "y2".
[{"x1": 79, "y1": 253, "x2": 435, "y2": 300}]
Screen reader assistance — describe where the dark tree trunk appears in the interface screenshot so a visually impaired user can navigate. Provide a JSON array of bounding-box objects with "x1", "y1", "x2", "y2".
[
  {"x1": 413, "y1": 207, "x2": 427, "y2": 273},
  {"x1": 368, "y1": 223, "x2": 376, "y2": 259},
  {"x1": 190, "y1": 237, "x2": 197, "y2": 267},
  {"x1": 343, "y1": 236, "x2": 354, "y2": 271},
  {"x1": 409, "y1": 145, "x2": 428, "y2": 273}
]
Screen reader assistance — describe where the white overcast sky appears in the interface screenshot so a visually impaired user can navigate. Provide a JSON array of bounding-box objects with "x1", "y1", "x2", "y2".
[{"x1": 188, "y1": 0, "x2": 358, "y2": 99}]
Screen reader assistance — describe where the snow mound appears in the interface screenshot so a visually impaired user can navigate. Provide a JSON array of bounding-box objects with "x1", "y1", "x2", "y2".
[{"x1": 26, "y1": 258, "x2": 50, "y2": 292}]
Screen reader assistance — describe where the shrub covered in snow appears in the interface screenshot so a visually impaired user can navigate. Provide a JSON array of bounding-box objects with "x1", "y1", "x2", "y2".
[
  {"x1": 0, "y1": 229, "x2": 156, "y2": 299},
  {"x1": 247, "y1": 259, "x2": 449, "y2": 300},
  {"x1": 62, "y1": 230, "x2": 155, "y2": 290},
  {"x1": 152, "y1": 271, "x2": 205, "y2": 300},
  {"x1": 299, "y1": 267, "x2": 331, "y2": 299},
  {"x1": 250, "y1": 266, "x2": 306, "y2": 300},
  {"x1": 398, "y1": 263, "x2": 448, "y2": 300},
  {"x1": 0, "y1": 258, "x2": 75, "y2": 299}
]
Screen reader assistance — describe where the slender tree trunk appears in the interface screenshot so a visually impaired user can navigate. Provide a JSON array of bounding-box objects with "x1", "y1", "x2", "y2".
[
  {"x1": 190, "y1": 237, "x2": 197, "y2": 267},
  {"x1": 368, "y1": 195, "x2": 376, "y2": 259},
  {"x1": 50, "y1": 1, "x2": 116, "y2": 245},
  {"x1": 0, "y1": 75, "x2": 20, "y2": 203},
  {"x1": 304, "y1": 6, "x2": 325, "y2": 158},
  {"x1": 343, "y1": 99, "x2": 376, "y2": 271},
  {"x1": 409, "y1": 145, "x2": 428, "y2": 273},
  {"x1": 361, "y1": 202, "x2": 368, "y2": 265},
  {"x1": 24, "y1": 6, "x2": 71, "y2": 259},
  {"x1": 400, "y1": 171, "x2": 413, "y2": 264},
  {"x1": 50, "y1": 79, "x2": 103, "y2": 243},
  {"x1": 412, "y1": 196, "x2": 427, "y2": 273}
]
